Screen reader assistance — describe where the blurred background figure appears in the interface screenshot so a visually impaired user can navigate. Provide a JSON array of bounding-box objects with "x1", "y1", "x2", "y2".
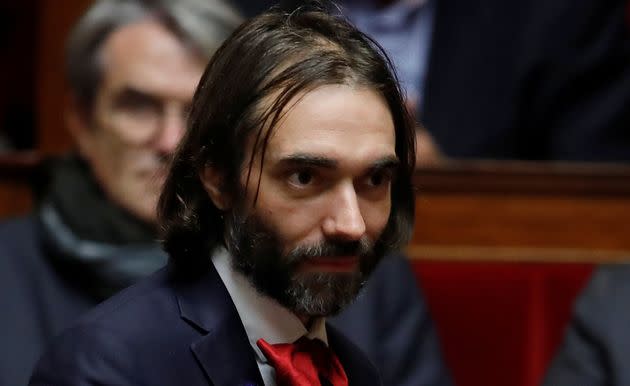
[
  {"x1": 543, "y1": 264, "x2": 630, "y2": 386},
  {"x1": 236, "y1": 0, "x2": 630, "y2": 166},
  {"x1": 0, "y1": 1, "x2": 242, "y2": 384}
]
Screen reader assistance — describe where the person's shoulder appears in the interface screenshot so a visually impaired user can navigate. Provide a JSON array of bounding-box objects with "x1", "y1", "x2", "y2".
[
  {"x1": 73, "y1": 267, "x2": 177, "y2": 330},
  {"x1": 29, "y1": 318, "x2": 148, "y2": 386},
  {"x1": 0, "y1": 214, "x2": 42, "y2": 268},
  {"x1": 581, "y1": 264, "x2": 630, "y2": 307},
  {"x1": 30, "y1": 268, "x2": 184, "y2": 384},
  {"x1": 573, "y1": 264, "x2": 630, "y2": 335},
  {"x1": 29, "y1": 267, "x2": 225, "y2": 386},
  {"x1": 0, "y1": 214, "x2": 38, "y2": 243}
]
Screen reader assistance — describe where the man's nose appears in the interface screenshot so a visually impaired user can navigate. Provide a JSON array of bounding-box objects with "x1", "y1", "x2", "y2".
[
  {"x1": 322, "y1": 182, "x2": 366, "y2": 241},
  {"x1": 154, "y1": 104, "x2": 186, "y2": 154}
]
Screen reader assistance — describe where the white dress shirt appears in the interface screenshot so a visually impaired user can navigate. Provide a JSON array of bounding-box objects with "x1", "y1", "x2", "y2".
[{"x1": 212, "y1": 248, "x2": 328, "y2": 386}]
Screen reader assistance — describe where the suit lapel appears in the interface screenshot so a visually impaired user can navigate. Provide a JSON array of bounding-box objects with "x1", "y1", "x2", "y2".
[
  {"x1": 327, "y1": 325, "x2": 382, "y2": 386},
  {"x1": 172, "y1": 259, "x2": 379, "y2": 386},
  {"x1": 174, "y1": 263, "x2": 264, "y2": 386},
  {"x1": 190, "y1": 316, "x2": 264, "y2": 386}
]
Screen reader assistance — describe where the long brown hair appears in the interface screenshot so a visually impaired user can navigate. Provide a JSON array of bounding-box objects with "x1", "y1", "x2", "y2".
[{"x1": 158, "y1": 4, "x2": 416, "y2": 272}]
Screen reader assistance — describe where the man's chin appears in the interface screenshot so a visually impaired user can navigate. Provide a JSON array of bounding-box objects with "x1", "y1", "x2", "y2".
[
  {"x1": 118, "y1": 193, "x2": 159, "y2": 225},
  {"x1": 285, "y1": 271, "x2": 364, "y2": 317}
]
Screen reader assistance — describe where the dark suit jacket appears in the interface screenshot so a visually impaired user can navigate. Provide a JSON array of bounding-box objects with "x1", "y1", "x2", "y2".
[
  {"x1": 422, "y1": 0, "x2": 630, "y2": 161},
  {"x1": 0, "y1": 216, "x2": 94, "y2": 386},
  {"x1": 331, "y1": 254, "x2": 452, "y2": 386},
  {"x1": 29, "y1": 261, "x2": 382, "y2": 386},
  {"x1": 543, "y1": 265, "x2": 630, "y2": 386},
  {"x1": 2, "y1": 214, "x2": 448, "y2": 386},
  {"x1": 235, "y1": 0, "x2": 630, "y2": 161}
]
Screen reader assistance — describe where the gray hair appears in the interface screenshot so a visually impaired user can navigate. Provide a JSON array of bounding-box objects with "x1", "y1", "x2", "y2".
[{"x1": 65, "y1": 0, "x2": 243, "y2": 113}]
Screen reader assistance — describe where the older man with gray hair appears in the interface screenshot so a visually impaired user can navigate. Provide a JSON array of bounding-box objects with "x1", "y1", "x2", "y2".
[{"x1": 0, "y1": 1, "x2": 241, "y2": 385}]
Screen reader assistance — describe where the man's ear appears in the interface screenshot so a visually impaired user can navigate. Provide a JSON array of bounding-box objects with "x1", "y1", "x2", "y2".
[
  {"x1": 65, "y1": 94, "x2": 95, "y2": 159},
  {"x1": 200, "y1": 165, "x2": 232, "y2": 210}
]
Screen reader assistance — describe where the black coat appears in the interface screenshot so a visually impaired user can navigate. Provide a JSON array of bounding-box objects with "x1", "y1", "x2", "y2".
[
  {"x1": 0, "y1": 216, "x2": 93, "y2": 386},
  {"x1": 0, "y1": 215, "x2": 451, "y2": 386},
  {"x1": 422, "y1": 0, "x2": 630, "y2": 161},
  {"x1": 29, "y1": 262, "x2": 381, "y2": 386}
]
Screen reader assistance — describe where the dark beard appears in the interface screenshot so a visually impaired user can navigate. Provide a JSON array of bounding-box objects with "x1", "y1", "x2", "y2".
[{"x1": 223, "y1": 210, "x2": 387, "y2": 317}]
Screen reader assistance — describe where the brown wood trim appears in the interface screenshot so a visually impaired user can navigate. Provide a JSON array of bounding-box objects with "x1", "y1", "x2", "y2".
[
  {"x1": 37, "y1": 0, "x2": 90, "y2": 155},
  {"x1": 414, "y1": 160, "x2": 630, "y2": 196},
  {"x1": 0, "y1": 151, "x2": 43, "y2": 178},
  {"x1": 406, "y1": 245, "x2": 630, "y2": 263},
  {"x1": 0, "y1": 151, "x2": 42, "y2": 217}
]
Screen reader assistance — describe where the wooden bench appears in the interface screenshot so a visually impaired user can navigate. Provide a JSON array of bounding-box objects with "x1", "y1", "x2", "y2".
[
  {"x1": 0, "y1": 152, "x2": 42, "y2": 218},
  {"x1": 410, "y1": 160, "x2": 630, "y2": 386}
]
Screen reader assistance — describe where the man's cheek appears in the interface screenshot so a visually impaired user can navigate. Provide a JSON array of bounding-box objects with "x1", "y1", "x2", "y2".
[{"x1": 365, "y1": 207, "x2": 391, "y2": 238}]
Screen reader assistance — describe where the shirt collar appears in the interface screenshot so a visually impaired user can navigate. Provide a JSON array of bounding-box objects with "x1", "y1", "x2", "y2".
[{"x1": 211, "y1": 248, "x2": 328, "y2": 363}]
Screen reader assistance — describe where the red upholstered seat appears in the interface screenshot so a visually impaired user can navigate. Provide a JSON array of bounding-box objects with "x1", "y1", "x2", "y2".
[{"x1": 412, "y1": 262, "x2": 593, "y2": 386}]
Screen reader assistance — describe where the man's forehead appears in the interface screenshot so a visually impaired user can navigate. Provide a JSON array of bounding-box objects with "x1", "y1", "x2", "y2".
[
  {"x1": 98, "y1": 19, "x2": 204, "y2": 97},
  {"x1": 257, "y1": 84, "x2": 397, "y2": 168},
  {"x1": 101, "y1": 19, "x2": 178, "y2": 64},
  {"x1": 268, "y1": 85, "x2": 395, "y2": 141}
]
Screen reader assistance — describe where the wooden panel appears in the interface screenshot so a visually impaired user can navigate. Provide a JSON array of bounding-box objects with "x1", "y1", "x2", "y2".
[
  {"x1": 36, "y1": 0, "x2": 90, "y2": 154},
  {"x1": 0, "y1": 152, "x2": 42, "y2": 218},
  {"x1": 0, "y1": 181, "x2": 35, "y2": 218},
  {"x1": 414, "y1": 195, "x2": 630, "y2": 247},
  {"x1": 409, "y1": 160, "x2": 630, "y2": 262}
]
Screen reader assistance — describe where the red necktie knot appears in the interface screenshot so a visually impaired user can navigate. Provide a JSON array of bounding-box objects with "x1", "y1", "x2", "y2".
[{"x1": 257, "y1": 337, "x2": 348, "y2": 386}]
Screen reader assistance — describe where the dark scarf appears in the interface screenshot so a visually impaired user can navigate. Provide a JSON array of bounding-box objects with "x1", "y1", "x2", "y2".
[{"x1": 38, "y1": 156, "x2": 168, "y2": 301}]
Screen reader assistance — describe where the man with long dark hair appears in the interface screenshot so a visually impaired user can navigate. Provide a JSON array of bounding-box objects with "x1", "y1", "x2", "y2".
[{"x1": 31, "y1": 6, "x2": 417, "y2": 385}]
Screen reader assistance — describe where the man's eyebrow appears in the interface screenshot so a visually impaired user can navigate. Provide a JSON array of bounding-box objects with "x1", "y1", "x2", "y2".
[
  {"x1": 275, "y1": 154, "x2": 400, "y2": 170},
  {"x1": 277, "y1": 154, "x2": 338, "y2": 169},
  {"x1": 369, "y1": 155, "x2": 400, "y2": 171},
  {"x1": 113, "y1": 86, "x2": 160, "y2": 104}
]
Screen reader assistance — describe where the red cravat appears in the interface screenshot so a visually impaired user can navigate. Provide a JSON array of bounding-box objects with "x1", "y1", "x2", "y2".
[{"x1": 257, "y1": 337, "x2": 349, "y2": 386}]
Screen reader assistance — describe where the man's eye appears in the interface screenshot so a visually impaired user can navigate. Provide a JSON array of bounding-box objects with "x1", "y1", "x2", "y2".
[
  {"x1": 370, "y1": 172, "x2": 384, "y2": 186},
  {"x1": 368, "y1": 170, "x2": 391, "y2": 187},
  {"x1": 288, "y1": 170, "x2": 313, "y2": 186},
  {"x1": 115, "y1": 92, "x2": 161, "y2": 114},
  {"x1": 126, "y1": 98, "x2": 159, "y2": 113}
]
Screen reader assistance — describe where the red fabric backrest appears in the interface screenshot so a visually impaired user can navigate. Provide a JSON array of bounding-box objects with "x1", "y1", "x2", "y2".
[{"x1": 411, "y1": 261, "x2": 593, "y2": 386}]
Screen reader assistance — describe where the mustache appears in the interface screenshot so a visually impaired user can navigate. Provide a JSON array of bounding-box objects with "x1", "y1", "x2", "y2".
[{"x1": 285, "y1": 238, "x2": 375, "y2": 264}]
